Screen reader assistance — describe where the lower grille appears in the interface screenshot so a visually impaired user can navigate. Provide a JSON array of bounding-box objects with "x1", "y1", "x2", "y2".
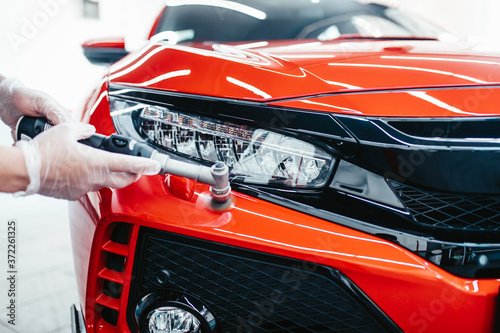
[
  {"x1": 129, "y1": 229, "x2": 399, "y2": 333},
  {"x1": 389, "y1": 181, "x2": 500, "y2": 231}
]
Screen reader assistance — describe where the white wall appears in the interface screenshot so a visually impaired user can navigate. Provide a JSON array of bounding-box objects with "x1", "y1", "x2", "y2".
[
  {"x1": 399, "y1": 0, "x2": 500, "y2": 46},
  {"x1": 98, "y1": 0, "x2": 165, "y2": 50},
  {"x1": 0, "y1": 0, "x2": 164, "y2": 111}
]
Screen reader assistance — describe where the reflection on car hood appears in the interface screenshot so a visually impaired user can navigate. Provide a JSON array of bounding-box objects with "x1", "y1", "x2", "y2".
[{"x1": 109, "y1": 39, "x2": 500, "y2": 102}]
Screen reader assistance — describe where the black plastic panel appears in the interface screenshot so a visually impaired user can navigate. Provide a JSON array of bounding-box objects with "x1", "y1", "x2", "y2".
[
  {"x1": 389, "y1": 180, "x2": 500, "y2": 231},
  {"x1": 83, "y1": 47, "x2": 128, "y2": 66},
  {"x1": 128, "y1": 229, "x2": 401, "y2": 333},
  {"x1": 387, "y1": 118, "x2": 500, "y2": 139}
]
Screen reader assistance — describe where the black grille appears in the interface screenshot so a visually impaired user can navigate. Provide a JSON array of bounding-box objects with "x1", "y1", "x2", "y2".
[
  {"x1": 389, "y1": 181, "x2": 500, "y2": 231},
  {"x1": 129, "y1": 229, "x2": 399, "y2": 333},
  {"x1": 387, "y1": 118, "x2": 500, "y2": 139}
]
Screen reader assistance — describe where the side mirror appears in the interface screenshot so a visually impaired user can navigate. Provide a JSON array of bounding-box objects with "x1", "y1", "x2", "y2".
[{"x1": 82, "y1": 38, "x2": 129, "y2": 66}]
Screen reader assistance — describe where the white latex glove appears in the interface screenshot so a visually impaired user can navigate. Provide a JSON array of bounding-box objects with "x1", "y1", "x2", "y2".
[
  {"x1": 0, "y1": 78, "x2": 73, "y2": 136},
  {"x1": 15, "y1": 122, "x2": 161, "y2": 200}
]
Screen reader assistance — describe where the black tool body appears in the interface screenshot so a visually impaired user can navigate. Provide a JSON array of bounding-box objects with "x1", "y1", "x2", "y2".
[{"x1": 16, "y1": 116, "x2": 156, "y2": 158}]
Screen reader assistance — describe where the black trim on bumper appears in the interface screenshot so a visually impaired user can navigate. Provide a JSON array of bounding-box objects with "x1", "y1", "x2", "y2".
[{"x1": 71, "y1": 304, "x2": 87, "y2": 333}]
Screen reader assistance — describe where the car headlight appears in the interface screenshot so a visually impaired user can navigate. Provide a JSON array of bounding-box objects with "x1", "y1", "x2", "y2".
[{"x1": 110, "y1": 98, "x2": 335, "y2": 189}]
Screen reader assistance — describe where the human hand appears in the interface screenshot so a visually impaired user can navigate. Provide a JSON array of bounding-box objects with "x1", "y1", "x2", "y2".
[
  {"x1": 0, "y1": 78, "x2": 73, "y2": 137},
  {"x1": 15, "y1": 122, "x2": 161, "y2": 200}
]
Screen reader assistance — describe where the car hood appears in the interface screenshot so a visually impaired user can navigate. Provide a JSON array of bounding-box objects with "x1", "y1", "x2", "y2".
[{"x1": 109, "y1": 39, "x2": 500, "y2": 116}]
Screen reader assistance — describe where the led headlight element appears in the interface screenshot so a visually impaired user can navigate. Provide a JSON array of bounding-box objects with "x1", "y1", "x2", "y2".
[{"x1": 111, "y1": 98, "x2": 335, "y2": 188}]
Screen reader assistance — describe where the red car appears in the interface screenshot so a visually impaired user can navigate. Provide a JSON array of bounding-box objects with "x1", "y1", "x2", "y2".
[{"x1": 72, "y1": 1, "x2": 500, "y2": 332}]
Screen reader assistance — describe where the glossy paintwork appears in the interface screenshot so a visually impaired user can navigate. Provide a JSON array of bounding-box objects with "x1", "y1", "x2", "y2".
[
  {"x1": 74, "y1": 171, "x2": 500, "y2": 333},
  {"x1": 164, "y1": 175, "x2": 196, "y2": 201},
  {"x1": 69, "y1": 80, "x2": 112, "y2": 309},
  {"x1": 72, "y1": 79, "x2": 500, "y2": 333},
  {"x1": 269, "y1": 85, "x2": 500, "y2": 117},
  {"x1": 109, "y1": 40, "x2": 500, "y2": 104},
  {"x1": 82, "y1": 38, "x2": 126, "y2": 49},
  {"x1": 69, "y1": 14, "x2": 500, "y2": 333}
]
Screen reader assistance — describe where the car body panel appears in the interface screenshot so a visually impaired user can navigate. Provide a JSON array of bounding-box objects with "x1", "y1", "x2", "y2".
[
  {"x1": 75, "y1": 83, "x2": 500, "y2": 333},
  {"x1": 108, "y1": 40, "x2": 500, "y2": 106},
  {"x1": 82, "y1": 38, "x2": 126, "y2": 49},
  {"x1": 75, "y1": 41, "x2": 500, "y2": 331},
  {"x1": 75, "y1": 43, "x2": 500, "y2": 332},
  {"x1": 269, "y1": 85, "x2": 500, "y2": 117},
  {"x1": 72, "y1": 170, "x2": 500, "y2": 333}
]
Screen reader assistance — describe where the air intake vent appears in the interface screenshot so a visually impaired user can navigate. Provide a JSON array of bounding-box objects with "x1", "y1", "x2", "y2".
[{"x1": 94, "y1": 222, "x2": 133, "y2": 327}]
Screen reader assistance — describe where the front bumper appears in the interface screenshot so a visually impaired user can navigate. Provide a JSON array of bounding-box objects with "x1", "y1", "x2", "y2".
[{"x1": 69, "y1": 174, "x2": 500, "y2": 333}]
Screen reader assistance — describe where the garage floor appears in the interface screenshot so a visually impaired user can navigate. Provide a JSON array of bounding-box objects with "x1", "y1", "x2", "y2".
[{"x1": 0, "y1": 192, "x2": 77, "y2": 333}]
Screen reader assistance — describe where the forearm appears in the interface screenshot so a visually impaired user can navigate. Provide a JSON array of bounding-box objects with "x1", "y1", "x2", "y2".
[{"x1": 0, "y1": 146, "x2": 30, "y2": 193}]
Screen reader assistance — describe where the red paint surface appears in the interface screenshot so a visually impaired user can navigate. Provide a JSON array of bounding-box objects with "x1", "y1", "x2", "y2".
[
  {"x1": 82, "y1": 38, "x2": 126, "y2": 49},
  {"x1": 269, "y1": 86, "x2": 500, "y2": 117},
  {"x1": 74, "y1": 173, "x2": 500, "y2": 333},
  {"x1": 109, "y1": 40, "x2": 500, "y2": 105}
]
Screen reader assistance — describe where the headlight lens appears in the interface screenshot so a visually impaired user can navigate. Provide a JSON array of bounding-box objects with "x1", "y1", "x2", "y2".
[{"x1": 111, "y1": 98, "x2": 335, "y2": 188}]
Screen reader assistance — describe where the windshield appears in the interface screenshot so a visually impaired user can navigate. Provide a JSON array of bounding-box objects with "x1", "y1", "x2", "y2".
[{"x1": 153, "y1": 0, "x2": 455, "y2": 44}]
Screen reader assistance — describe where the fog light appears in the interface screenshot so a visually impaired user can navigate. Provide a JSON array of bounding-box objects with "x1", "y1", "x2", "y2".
[
  {"x1": 136, "y1": 292, "x2": 218, "y2": 333},
  {"x1": 147, "y1": 306, "x2": 201, "y2": 333}
]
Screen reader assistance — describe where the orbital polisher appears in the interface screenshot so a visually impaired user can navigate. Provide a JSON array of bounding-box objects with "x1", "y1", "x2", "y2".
[{"x1": 15, "y1": 116, "x2": 232, "y2": 209}]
